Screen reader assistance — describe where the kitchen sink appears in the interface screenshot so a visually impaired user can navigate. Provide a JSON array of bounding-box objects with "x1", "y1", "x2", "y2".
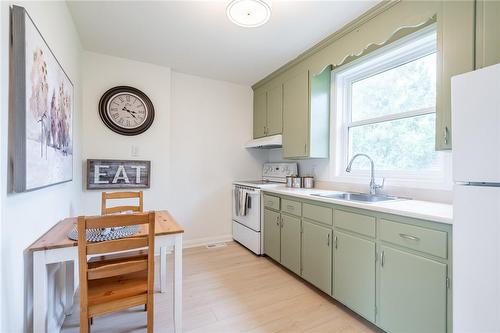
[{"x1": 310, "y1": 192, "x2": 402, "y2": 203}]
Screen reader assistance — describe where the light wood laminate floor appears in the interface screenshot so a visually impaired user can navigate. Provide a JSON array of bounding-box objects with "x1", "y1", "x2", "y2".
[{"x1": 62, "y1": 241, "x2": 380, "y2": 333}]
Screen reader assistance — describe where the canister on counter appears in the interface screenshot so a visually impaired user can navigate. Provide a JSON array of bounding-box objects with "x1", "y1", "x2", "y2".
[
  {"x1": 303, "y1": 176, "x2": 314, "y2": 189},
  {"x1": 286, "y1": 176, "x2": 294, "y2": 188},
  {"x1": 291, "y1": 176, "x2": 302, "y2": 188}
]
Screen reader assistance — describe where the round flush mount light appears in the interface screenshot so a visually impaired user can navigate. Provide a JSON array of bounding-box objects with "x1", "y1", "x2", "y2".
[{"x1": 226, "y1": 0, "x2": 271, "y2": 28}]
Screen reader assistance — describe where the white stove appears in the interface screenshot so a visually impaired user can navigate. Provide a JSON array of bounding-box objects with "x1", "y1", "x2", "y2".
[{"x1": 232, "y1": 163, "x2": 298, "y2": 254}]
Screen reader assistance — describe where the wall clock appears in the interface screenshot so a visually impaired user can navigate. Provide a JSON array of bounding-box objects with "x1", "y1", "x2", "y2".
[{"x1": 98, "y1": 86, "x2": 155, "y2": 136}]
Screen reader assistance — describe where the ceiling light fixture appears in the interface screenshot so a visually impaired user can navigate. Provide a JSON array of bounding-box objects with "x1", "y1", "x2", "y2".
[{"x1": 226, "y1": 0, "x2": 271, "y2": 28}]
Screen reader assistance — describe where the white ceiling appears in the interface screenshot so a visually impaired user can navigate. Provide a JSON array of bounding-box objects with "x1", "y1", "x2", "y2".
[{"x1": 67, "y1": 1, "x2": 380, "y2": 85}]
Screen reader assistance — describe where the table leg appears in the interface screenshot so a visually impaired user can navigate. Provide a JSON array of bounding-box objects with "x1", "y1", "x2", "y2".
[
  {"x1": 160, "y1": 246, "x2": 167, "y2": 293},
  {"x1": 64, "y1": 260, "x2": 75, "y2": 315},
  {"x1": 173, "y1": 234, "x2": 183, "y2": 333},
  {"x1": 33, "y1": 251, "x2": 48, "y2": 333}
]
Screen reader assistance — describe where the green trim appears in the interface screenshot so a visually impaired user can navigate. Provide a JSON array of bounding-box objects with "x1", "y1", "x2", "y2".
[{"x1": 251, "y1": 0, "x2": 400, "y2": 89}]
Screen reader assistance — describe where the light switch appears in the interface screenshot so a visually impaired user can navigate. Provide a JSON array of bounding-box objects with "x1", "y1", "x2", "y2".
[{"x1": 131, "y1": 145, "x2": 139, "y2": 157}]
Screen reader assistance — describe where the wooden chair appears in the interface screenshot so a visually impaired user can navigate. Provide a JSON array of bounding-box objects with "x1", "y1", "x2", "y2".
[
  {"x1": 78, "y1": 212, "x2": 155, "y2": 333},
  {"x1": 96, "y1": 191, "x2": 147, "y2": 276},
  {"x1": 101, "y1": 191, "x2": 144, "y2": 215}
]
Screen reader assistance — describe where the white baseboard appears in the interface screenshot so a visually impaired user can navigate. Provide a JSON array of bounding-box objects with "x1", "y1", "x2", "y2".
[{"x1": 182, "y1": 234, "x2": 233, "y2": 249}]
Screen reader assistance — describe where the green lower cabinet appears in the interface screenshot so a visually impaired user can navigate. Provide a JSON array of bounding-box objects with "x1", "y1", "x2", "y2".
[
  {"x1": 301, "y1": 219, "x2": 332, "y2": 294},
  {"x1": 263, "y1": 208, "x2": 281, "y2": 262},
  {"x1": 280, "y1": 214, "x2": 301, "y2": 275},
  {"x1": 261, "y1": 193, "x2": 451, "y2": 333},
  {"x1": 333, "y1": 231, "x2": 376, "y2": 322},
  {"x1": 378, "y1": 245, "x2": 447, "y2": 333}
]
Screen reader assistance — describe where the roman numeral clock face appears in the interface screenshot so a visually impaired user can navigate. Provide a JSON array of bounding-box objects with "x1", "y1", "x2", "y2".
[
  {"x1": 108, "y1": 93, "x2": 147, "y2": 129},
  {"x1": 99, "y1": 86, "x2": 155, "y2": 136}
]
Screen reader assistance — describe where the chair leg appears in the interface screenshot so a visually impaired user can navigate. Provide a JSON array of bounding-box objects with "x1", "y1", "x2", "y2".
[
  {"x1": 90, "y1": 317, "x2": 93, "y2": 325},
  {"x1": 147, "y1": 300, "x2": 154, "y2": 333},
  {"x1": 80, "y1": 314, "x2": 89, "y2": 333},
  {"x1": 144, "y1": 304, "x2": 147, "y2": 312}
]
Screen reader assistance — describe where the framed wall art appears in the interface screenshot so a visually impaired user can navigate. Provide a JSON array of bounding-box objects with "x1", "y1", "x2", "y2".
[{"x1": 10, "y1": 5, "x2": 74, "y2": 192}]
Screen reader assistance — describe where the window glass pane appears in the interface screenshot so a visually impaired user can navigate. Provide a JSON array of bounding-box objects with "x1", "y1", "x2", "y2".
[
  {"x1": 351, "y1": 53, "x2": 436, "y2": 122},
  {"x1": 348, "y1": 114, "x2": 439, "y2": 171}
]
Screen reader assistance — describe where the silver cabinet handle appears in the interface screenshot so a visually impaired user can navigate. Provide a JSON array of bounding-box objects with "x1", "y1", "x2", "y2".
[
  {"x1": 327, "y1": 233, "x2": 330, "y2": 246},
  {"x1": 334, "y1": 235, "x2": 338, "y2": 249},
  {"x1": 399, "y1": 233, "x2": 420, "y2": 241},
  {"x1": 275, "y1": 216, "x2": 280, "y2": 227},
  {"x1": 444, "y1": 126, "x2": 449, "y2": 145},
  {"x1": 380, "y1": 250, "x2": 385, "y2": 267}
]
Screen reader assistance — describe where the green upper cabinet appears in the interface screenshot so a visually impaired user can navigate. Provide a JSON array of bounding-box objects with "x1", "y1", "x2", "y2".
[
  {"x1": 280, "y1": 214, "x2": 301, "y2": 275},
  {"x1": 253, "y1": 90, "x2": 267, "y2": 138},
  {"x1": 263, "y1": 208, "x2": 281, "y2": 262},
  {"x1": 252, "y1": 84, "x2": 282, "y2": 139},
  {"x1": 283, "y1": 70, "x2": 309, "y2": 158},
  {"x1": 251, "y1": 0, "x2": 491, "y2": 153},
  {"x1": 475, "y1": 0, "x2": 500, "y2": 69},
  {"x1": 301, "y1": 219, "x2": 332, "y2": 294},
  {"x1": 435, "y1": 0, "x2": 475, "y2": 150},
  {"x1": 333, "y1": 230, "x2": 376, "y2": 322},
  {"x1": 267, "y1": 84, "x2": 283, "y2": 136},
  {"x1": 378, "y1": 245, "x2": 448, "y2": 333},
  {"x1": 282, "y1": 67, "x2": 331, "y2": 159}
]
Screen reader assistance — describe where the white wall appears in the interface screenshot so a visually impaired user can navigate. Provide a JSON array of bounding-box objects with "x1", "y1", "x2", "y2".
[
  {"x1": 170, "y1": 71, "x2": 266, "y2": 245},
  {"x1": 81, "y1": 52, "x2": 172, "y2": 214},
  {"x1": 0, "y1": 1, "x2": 83, "y2": 332},
  {"x1": 81, "y1": 53, "x2": 265, "y2": 245}
]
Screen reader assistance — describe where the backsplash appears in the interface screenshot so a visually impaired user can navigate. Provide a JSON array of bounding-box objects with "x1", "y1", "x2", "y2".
[{"x1": 267, "y1": 148, "x2": 453, "y2": 204}]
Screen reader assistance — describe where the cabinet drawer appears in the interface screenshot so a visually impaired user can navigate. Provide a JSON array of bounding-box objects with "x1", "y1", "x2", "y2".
[
  {"x1": 303, "y1": 203, "x2": 332, "y2": 226},
  {"x1": 334, "y1": 210, "x2": 375, "y2": 238},
  {"x1": 263, "y1": 195, "x2": 280, "y2": 210},
  {"x1": 379, "y1": 219, "x2": 447, "y2": 259},
  {"x1": 281, "y1": 199, "x2": 301, "y2": 216}
]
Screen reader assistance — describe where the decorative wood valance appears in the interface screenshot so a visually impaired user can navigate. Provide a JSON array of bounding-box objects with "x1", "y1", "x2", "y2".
[{"x1": 330, "y1": 15, "x2": 437, "y2": 72}]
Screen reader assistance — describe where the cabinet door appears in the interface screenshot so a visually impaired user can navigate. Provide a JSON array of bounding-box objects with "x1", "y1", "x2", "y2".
[
  {"x1": 378, "y1": 246, "x2": 447, "y2": 333},
  {"x1": 280, "y1": 214, "x2": 301, "y2": 275},
  {"x1": 253, "y1": 90, "x2": 267, "y2": 138},
  {"x1": 283, "y1": 70, "x2": 309, "y2": 158},
  {"x1": 301, "y1": 220, "x2": 332, "y2": 294},
  {"x1": 267, "y1": 84, "x2": 283, "y2": 136},
  {"x1": 263, "y1": 208, "x2": 281, "y2": 262},
  {"x1": 333, "y1": 231, "x2": 375, "y2": 322},
  {"x1": 436, "y1": 0, "x2": 475, "y2": 150},
  {"x1": 475, "y1": 0, "x2": 500, "y2": 69}
]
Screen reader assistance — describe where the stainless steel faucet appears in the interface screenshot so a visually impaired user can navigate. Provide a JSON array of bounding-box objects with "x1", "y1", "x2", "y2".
[{"x1": 345, "y1": 154, "x2": 384, "y2": 195}]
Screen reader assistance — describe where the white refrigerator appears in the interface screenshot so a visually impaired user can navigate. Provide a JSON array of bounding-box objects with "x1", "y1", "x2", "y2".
[{"x1": 452, "y1": 63, "x2": 500, "y2": 332}]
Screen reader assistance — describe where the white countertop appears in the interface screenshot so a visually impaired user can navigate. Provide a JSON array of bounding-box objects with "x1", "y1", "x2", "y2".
[{"x1": 262, "y1": 186, "x2": 453, "y2": 225}]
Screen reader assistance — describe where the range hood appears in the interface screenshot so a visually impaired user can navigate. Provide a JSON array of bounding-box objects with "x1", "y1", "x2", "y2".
[{"x1": 244, "y1": 134, "x2": 282, "y2": 149}]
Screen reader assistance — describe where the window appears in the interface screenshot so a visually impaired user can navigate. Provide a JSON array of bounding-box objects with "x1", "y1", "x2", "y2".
[{"x1": 333, "y1": 25, "x2": 450, "y2": 186}]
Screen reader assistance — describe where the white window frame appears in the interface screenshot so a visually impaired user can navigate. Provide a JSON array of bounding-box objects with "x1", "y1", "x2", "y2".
[{"x1": 331, "y1": 24, "x2": 452, "y2": 190}]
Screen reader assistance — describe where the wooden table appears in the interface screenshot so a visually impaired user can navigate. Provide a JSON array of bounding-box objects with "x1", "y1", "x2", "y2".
[{"x1": 27, "y1": 210, "x2": 184, "y2": 333}]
